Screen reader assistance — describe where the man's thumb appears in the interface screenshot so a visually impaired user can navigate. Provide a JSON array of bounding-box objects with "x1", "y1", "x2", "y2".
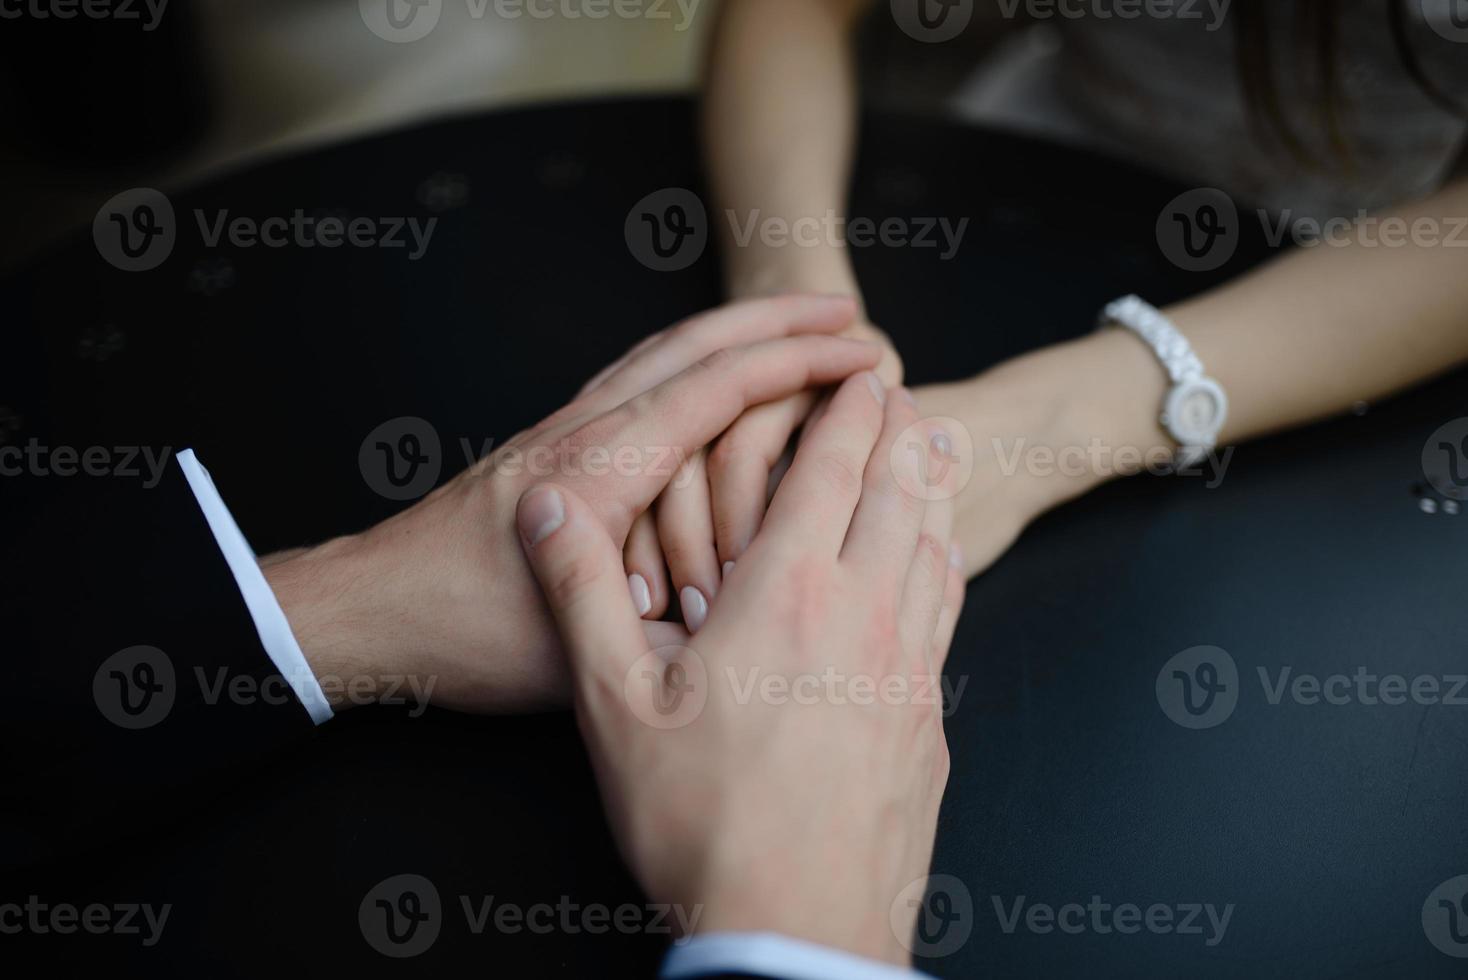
[{"x1": 516, "y1": 483, "x2": 647, "y2": 688}]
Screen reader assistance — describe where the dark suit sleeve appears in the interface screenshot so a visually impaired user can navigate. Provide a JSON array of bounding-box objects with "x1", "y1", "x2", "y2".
[{"x1": 0, "y1": 460, "x2": 318, "y2": 869}]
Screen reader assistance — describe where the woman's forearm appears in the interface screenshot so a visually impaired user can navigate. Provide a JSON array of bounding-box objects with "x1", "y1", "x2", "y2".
[
  {"x1": 701, "y1": 0, "x2": 871, "y2": 302},
  {"x1": 928, "y1": 176, "x2": 1468, "y2": 577},
  {"x1": 1170, "y1": 176, "x2": 1468, "y2": 445}
]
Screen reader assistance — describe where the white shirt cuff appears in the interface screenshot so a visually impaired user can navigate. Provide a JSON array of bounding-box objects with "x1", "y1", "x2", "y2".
[
  {"x1": 176, "y1": 449, "x2": 334, "y2": 725},
  {"x1": 661, "y1": 932, "x2": 932, "y2": 980}
]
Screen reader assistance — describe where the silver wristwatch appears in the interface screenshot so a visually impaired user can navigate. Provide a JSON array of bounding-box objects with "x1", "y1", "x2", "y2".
[{"x1": 1098, "y1": 295, "x2": 1227, "y2": 469}]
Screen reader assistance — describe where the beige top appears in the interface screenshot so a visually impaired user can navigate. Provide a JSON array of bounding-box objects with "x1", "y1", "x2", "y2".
[{"x1": 950, "y1": 2, "x2": 1468, "y2": 220}]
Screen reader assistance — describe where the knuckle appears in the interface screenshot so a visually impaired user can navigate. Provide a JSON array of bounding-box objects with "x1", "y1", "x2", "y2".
[
  {"x1": 568, "y1": 405, "x2": 633, "y2": 455},
  {"x1": 707, "y1": 432, "x2": 747, "y2": 473},
  {"x1": 693, "y1": 346, "x2": 738, "y2": 375},
  {"x1": 916, "y1": 533, "x2": 947, "y2": 576},
  {"x1": 546, "y1": 555, "x2": 604, "y2": 611},
  {"x1": 712, "y1": 509, "x2": 749, "y2": 550},
  {"x1": 811, "y1": 449, "x2": 864, "y2": 497}
]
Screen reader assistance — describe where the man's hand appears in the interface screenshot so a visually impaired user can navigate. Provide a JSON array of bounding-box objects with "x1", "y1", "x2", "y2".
[
  {"x1": 518, "y1": 371, "x2": 964, "y2": 964},
  {"x1": 609, "y1": 310, "x2": 901, "y2": 630},
  {"x1": 259, "y1": 295, "x2": 879, "y2": 713}
]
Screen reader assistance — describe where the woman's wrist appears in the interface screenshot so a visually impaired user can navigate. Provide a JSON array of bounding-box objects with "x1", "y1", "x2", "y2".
[
  {"x1": 919, "y1": 328, "x2": 1171, "y2": 576},
  {"x1": 725, "y1": 249, "x2": 861, "y2": 306}
]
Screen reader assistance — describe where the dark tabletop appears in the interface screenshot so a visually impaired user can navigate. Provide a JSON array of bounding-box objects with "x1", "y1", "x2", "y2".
[{"x1": 3, "y1": 96, "x2": 1466, "y2": 978}]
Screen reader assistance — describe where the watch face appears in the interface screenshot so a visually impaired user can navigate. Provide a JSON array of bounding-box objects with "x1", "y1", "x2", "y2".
[{"x1": 1165, "y1": 378, "x2": 1228, "y2": 446}]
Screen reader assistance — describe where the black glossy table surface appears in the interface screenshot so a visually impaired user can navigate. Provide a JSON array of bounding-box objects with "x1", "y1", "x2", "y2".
[{"x1": 4, "y1": 96, "x2": 1466, "y2": 978}]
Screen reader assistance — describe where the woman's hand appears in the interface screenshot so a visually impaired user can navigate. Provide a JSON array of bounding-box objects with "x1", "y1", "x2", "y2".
[
  {"x1": 517, "y1": 370, "x2": 964, "y2": 962},
  {"x1": 261, "y1": 295, "x2": 880, "y2": 714},
  {"x1": 613, "y1": 309, "x2": 901, "y2": 629}
]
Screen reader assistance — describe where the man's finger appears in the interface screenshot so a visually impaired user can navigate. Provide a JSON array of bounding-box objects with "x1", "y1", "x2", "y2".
[
  {"x1": 707, "y1": 391, "x2": 814, "y2": 563},
  {"x1": 562, "y1": 334, "x2": 880, "y2": 531},
  {"x1": 581, "y1": 295, "x2": 858, "y2": 410},
  {"x1": 932, "y1": 557, "x2": 967, "y2": 673},
  {"x1": 841, "y1": 391, "x2": 931, "y2": 578},
  {"x1": 759, "y1": 372, "x2": 887, "y2": 557},
  {"x1": 900, "y1": 494, "x2": 954, "y2": 659},
  {"x1": 516, "y1": 483, "x2": 650, "y2": 705}
]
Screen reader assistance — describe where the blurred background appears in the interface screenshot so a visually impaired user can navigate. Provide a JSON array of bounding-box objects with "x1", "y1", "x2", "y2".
[
  {"x1": 0, "y1": 0, "x2": 1030, "y2": 273},
  {"x1": 0, "y1": 0, "x2": 715, "y2": 270}
]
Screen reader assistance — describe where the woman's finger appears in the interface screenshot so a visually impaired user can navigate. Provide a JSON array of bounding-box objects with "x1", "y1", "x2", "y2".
[
  {"x1": 655, "y1": 451, "x2": 722, "y2": 632},
  {"x1": 623, "y1": 510, "x2": 670, "y2": 619}
]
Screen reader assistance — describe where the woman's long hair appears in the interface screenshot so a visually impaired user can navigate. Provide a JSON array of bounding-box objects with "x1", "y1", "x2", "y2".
[{"x1": 1234, "y1": 0, "x2": 1466, "y2": 170}]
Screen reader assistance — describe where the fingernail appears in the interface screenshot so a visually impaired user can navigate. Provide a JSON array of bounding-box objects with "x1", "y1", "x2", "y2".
[
  {"x1": 518, "y1": 486, "x2": 564, "y2": 546},
  {"x1": 628, "y1": 573, "x2": 652, "y2": 616},
  {"x1": 932, "y1": 431, "x2": 952, "y2": 459},
  {"x1": 722, "y1": 560, "x2": 735, "y2": 579},
  {"x1": 949, "y1": 542, "x2": 964, "y2": 569},
  {"x1": 898, "y1": 387, "x2": 916, "y2": 407},
  {"x1": 864, "y1": 372, "x2": 886, "y2": 405},
  {"x1": 680, "y1": 586, "x2": 709, "y2": 632}
]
